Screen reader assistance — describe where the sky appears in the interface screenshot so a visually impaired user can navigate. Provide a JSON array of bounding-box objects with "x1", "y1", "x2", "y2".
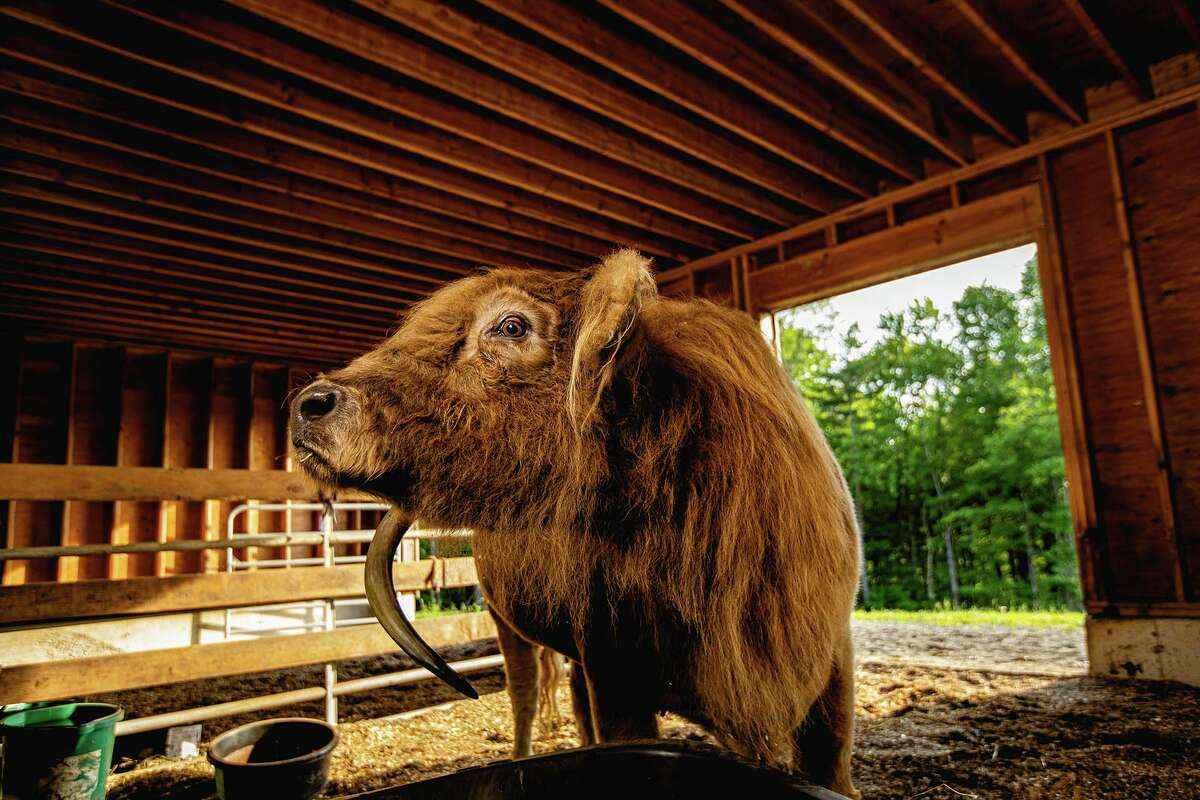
[{"x1": 782, "y1": 243, "x2": 1038, "y2": 352}]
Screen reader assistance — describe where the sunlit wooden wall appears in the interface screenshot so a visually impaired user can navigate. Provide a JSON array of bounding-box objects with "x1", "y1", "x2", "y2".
[{"x1": 0, "y1": 336, "x2": 333, "y2": 585}]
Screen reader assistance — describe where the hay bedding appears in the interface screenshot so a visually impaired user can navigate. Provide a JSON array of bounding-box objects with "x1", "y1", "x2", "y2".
[{"x1": 103, "y1": 624, "x2": 1199, "y2": 799}]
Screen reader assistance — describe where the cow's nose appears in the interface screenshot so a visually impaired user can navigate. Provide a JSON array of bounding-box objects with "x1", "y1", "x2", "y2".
[{"x1": 295, "y1": 381, "x2": 343, "y2": 423}]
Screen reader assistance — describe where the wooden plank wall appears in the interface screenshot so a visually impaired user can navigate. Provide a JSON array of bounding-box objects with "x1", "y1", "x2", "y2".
[
  {"x1": 1043, "y1": 106, "x2": 1198, "y2": 612},
  {"x1": 2, "y1": 335, "x2": 319, "y2": 585}
]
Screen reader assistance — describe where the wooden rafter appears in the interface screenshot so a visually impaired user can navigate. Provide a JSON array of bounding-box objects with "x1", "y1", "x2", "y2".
[
  {"x1": 832, "y1": 0, "x2": 1025, "y2": 145},
  {"x1": 718, "y1": 0, "x2": 972, "y2": 165},
  {"x1": 230, "y1": 0, "x2": 838, "y2": 216},
  {"x1": 0, "y1": 67, "x2": 693, "y2": 263},
  {"x1": 1, "y1": 121, "x2": 576, "y2": 274},
  {"x1": 1, "y1": 93, "x2": 596, "y2": 268},
  {"x1": 476, "y1": 0, "x2": 874, "y2": 198},
  {"x1": 949, "y1": 0, "x2": 1086, "y2": 124},
  {"x1": 1169, "y1": 0, "x2": 1200, "y2": 51},
  {"x1": 1060, "y1": 0, "x2": 1150, "y2": 100},
  {"x1": 2, "y1": 5, "x2": 748, "y2": 245},
  {"x1": 599, "y1": 0, "x2": 924, "y2": 181}
]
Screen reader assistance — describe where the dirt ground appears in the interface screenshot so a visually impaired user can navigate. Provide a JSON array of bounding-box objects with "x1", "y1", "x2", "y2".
[{"x1": 101, "y1": 621, "x2": 1199, "y2": 799}]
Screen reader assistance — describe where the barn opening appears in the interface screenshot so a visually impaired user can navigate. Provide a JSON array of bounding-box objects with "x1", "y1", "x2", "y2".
[{"x1": 775, "y1": 244, "x2": 1082, "y2": 613}]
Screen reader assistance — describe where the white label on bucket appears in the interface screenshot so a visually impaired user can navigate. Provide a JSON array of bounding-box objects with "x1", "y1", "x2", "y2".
[{"x1": 37, "y1": 749, "x2": 100, "y2": 800}]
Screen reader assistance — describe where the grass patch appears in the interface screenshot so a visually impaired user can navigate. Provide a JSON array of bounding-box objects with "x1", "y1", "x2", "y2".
[{"x1": 853, "y1": 608, "x2": 1083, "y2": 629}]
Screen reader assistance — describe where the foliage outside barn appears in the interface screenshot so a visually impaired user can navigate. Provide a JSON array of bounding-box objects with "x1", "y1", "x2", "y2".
[{"x1": 780, "y1": 256, "x2": 1080, "y2": 612}]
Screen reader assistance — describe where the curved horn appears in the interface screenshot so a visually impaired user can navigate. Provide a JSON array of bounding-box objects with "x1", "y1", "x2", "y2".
[{"x1": 365, "y1": 508, "x2": 479, "y2": 699}]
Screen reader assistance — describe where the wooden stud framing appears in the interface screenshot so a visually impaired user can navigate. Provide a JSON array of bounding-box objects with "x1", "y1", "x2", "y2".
[
  {"x1": 720, "y1": 0, "x2": 971, "y2": 165},
  {"x1": 832, "y1": 0, "x2": 1024, "y2": 145},
  {"x1": 948, "y1": 0, "x2": 1086, "y2": 124},
  {"x1": 1060, "y1": 0, "x2": 1150, "y2": 101},
  {"x1": 1104, "y1": 130, "x2": 1187, "y2": 602}
]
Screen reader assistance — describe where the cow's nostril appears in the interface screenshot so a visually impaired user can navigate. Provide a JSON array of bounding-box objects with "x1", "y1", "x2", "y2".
[{"x1": 299, "y1": 388, "x2": 340, "y2": 421}]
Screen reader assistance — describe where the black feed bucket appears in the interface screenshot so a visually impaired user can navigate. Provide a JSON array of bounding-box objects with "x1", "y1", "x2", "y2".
[
  {"x1": 344, "y1": 741, "x2": 850, "y2": 800},
  {"x1": 207, "y1": 717, "x2": 338, "y2": 800}
]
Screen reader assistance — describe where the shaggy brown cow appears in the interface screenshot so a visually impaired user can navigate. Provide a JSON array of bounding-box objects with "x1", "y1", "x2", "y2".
[{"x1": 290, "y1": 249, "x2": 860, "y2": 796}]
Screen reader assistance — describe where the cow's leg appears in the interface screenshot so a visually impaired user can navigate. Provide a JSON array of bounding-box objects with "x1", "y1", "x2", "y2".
[
  {"x1": 568, "y1": 659, "x2": 595, "y2": 746},
  {"x1": 791, "y1": 631, "x2": 858, "y2": 798},
  {"x1": 583, "y1": 663, "x2": 658, "y2": 743},
  {"x1": 492, "y1": 608, "x2": 539, "y2": 758}
]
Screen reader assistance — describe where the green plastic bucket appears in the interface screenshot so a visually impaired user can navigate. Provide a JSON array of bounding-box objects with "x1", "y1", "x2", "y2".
[{"x1": 0, "y1": 702, "x2": 123, "y2": 800}]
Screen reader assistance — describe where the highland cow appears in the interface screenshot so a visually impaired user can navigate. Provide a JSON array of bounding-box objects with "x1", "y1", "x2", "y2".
[{"x1": 290, "y1": 249, "x2": 860, "y2": 796}]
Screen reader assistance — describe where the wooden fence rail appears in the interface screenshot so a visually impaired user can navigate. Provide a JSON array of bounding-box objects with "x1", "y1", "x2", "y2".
[
  {"x1": 0, "y1": 611, "x2": 497, "y2": 704},
  {"x1": 0, "y1": 557, "x2": 478, "y2": 625}
]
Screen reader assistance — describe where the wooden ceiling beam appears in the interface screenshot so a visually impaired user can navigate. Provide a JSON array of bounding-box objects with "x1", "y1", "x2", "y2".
[
  {"x1": 0, "y1": 63, "x2": 699, "y2": 262},
  {"x1": 1060, "y1": 0, "x2": 1150, "y2": 101},
  {"x1": 96, "y1": 0, "x2": 788, "y2": 234},
  {"x1": 0, "y1": 9, "x2": 745, "y2": 247},
  {"x1": 1168, "y1": 0, "x2": 1200, "y2": 51},
  {"x1": 0, "y1": 221, "x2": 411, "y2": 317},
  {"x1": 833, "y1": 0, "x2": 1025, "y2": 146},
  {"x1": 0, "y1": 294, "x2": 367, "y2": 359},
  {"x1": 0, "y1": 122, "x2": 572, "y2": 275},
  {"x1": 0, "y1": 159, "x2": 468, "y2": 287},
  {"x1": 719, "y1": 0, "x2": 972, "y2": 165},
  {"x1": 231, "y1": 0, "x2": 837, "y2": 216},
  {"x1": 599, "y1": 0, "x2": 923, "y2": 181},
  {"x1": 0, "y1": 191, "x2": 432, "y2": 307},
  {"x1": 0, "y1": 277, "x2": 381, "y2": 352},
  {"x1": 476, "y1": 0, "x2": 875, "y2": 198},
  {"x1": 0, "y1": 90, "x2": 594, "y2": 269},
  {"x1": 0, "y1": 315, "x2": 350, "y2": 369},
  {"x1": 948, "y1": 0, "x2": 1086, "y2": 124},
  {"x1": 0, "y1": 255, "x2": 394, "y2": 338}
]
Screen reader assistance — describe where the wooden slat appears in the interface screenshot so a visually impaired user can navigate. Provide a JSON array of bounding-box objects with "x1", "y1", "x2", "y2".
[
  {"x1": 1104, "y1": 130, "x2": 1184, "y2": 601},
  {"x1": 0, "y1": 154, "x2": 468, "y2": 289},
  {"x1": 1050, "y1": 138, "x2": 1173, "y2": 603},
  {"x1": 0, "y1": 464, "x2": 343, "y2": 502},
  {"x1": 265, "y1": 0, "x2": 833, "y2": 216},
  {"x1": 832, "y1": 0, "x2": 1025, "y2": 146},
  {"x1": 1035, "y1": 154, "x2": 1102, "y2": 604},
  {"x1": 0, "y1": 94, "x2": 593, "y2": 270},
  {"x1": 0, "y1": 186, "x2": 430, "y2": 308},
  {"x1": 0, "y1": 63, "x2": 696, "y2": 262},
  {"x1": 1114, "y1": 110, "x2": 1200, "y2": 600},
  {"x1": 0, "y1": 16, "x2": 733, "y2": 252},
  {"x1": 0, "y1": 293, "x2": 370, "y2": 362},
  {"x1": 2, "y1": 340, "x2": 71, "y2": 586},
  {"x1": 0, "y1": 120, "x2": 570, "y2": 274},
  {"x1": 720, "y1": 0, "x2": 971, "y2": 165},
  {"x1": 670, "y1": 84, "x2": 1200, "y2": 279},
  {"x1": 0, "y1": 558, "x2": 479, "y2": 625},
  {"x1": 0, "y1": 274, "x2": 381, "y2": 355},
  {"x1": 1169, "y1": 0, "x2": 1200, "y2": 50},
  {"x1": 948, "y1": 0, "x2": 1085, "y2": 124},
  {"x1": 1060, "y1": 0, "x2": 1150, "y2": 101},
  {"x1": 749, "y1": 187, "x2": 1041, "y2": 311},
  {"x1": 0, "y1": 217, "x2": 414, "y2": 316},
  {"x1": 56, "y1": 345, "x2": 122, "y2": 582},
  {"x1": 5, "y1": 2, "x2": 765, "y2": 240},
  {"x1": 476, "y1": 0, "x2": 874, "y2": 198},
  {"x1": 0, "y1": 256, "x2": 389, "y2": 341},
  {"x1": 0, "y1": 611, "x2": 497, "y2": 703},
  {"x1": 600, "y1": 0, "x2": 922, "y2": 181}
]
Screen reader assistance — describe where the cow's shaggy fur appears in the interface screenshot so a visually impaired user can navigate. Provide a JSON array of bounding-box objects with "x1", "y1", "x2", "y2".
[{"x1": 292, "y1": 250, "x2": 860, "y2": 795}]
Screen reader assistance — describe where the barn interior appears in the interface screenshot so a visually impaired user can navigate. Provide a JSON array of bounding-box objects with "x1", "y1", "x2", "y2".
[{"x1": 1, "y1": 1, "x2": 1199, "y2": 798}]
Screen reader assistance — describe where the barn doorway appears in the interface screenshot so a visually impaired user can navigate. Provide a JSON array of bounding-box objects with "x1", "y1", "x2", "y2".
[{"x1": 775, "y1": 244, "x2": 1081, "y2": 614}]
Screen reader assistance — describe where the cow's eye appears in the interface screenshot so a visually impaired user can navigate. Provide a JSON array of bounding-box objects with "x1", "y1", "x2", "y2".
[{"x1": 496, "y1": 315, "x2": 528, "y2": 339}]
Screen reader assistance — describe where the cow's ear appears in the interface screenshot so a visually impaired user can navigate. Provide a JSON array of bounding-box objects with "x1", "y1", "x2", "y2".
[{"x1": 568, "y1": 248, "x2": 656, "y2": 425}]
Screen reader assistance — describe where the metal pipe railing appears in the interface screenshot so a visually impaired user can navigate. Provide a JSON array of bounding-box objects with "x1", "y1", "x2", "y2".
[
  {"x1": 113, "y1": 654, "x2": 505, "y2": 736},
  {"x1": 0, "y1": 529, "x2": 471, "y2": 561}
]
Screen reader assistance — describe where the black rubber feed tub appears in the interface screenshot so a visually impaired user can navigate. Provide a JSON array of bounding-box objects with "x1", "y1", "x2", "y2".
[
  {"x1": 207, "y1": 717, "x2": 338, "y2": 800},
  {"x1": 341, "y1": 741, "x2": 850, "y2": 800}
]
